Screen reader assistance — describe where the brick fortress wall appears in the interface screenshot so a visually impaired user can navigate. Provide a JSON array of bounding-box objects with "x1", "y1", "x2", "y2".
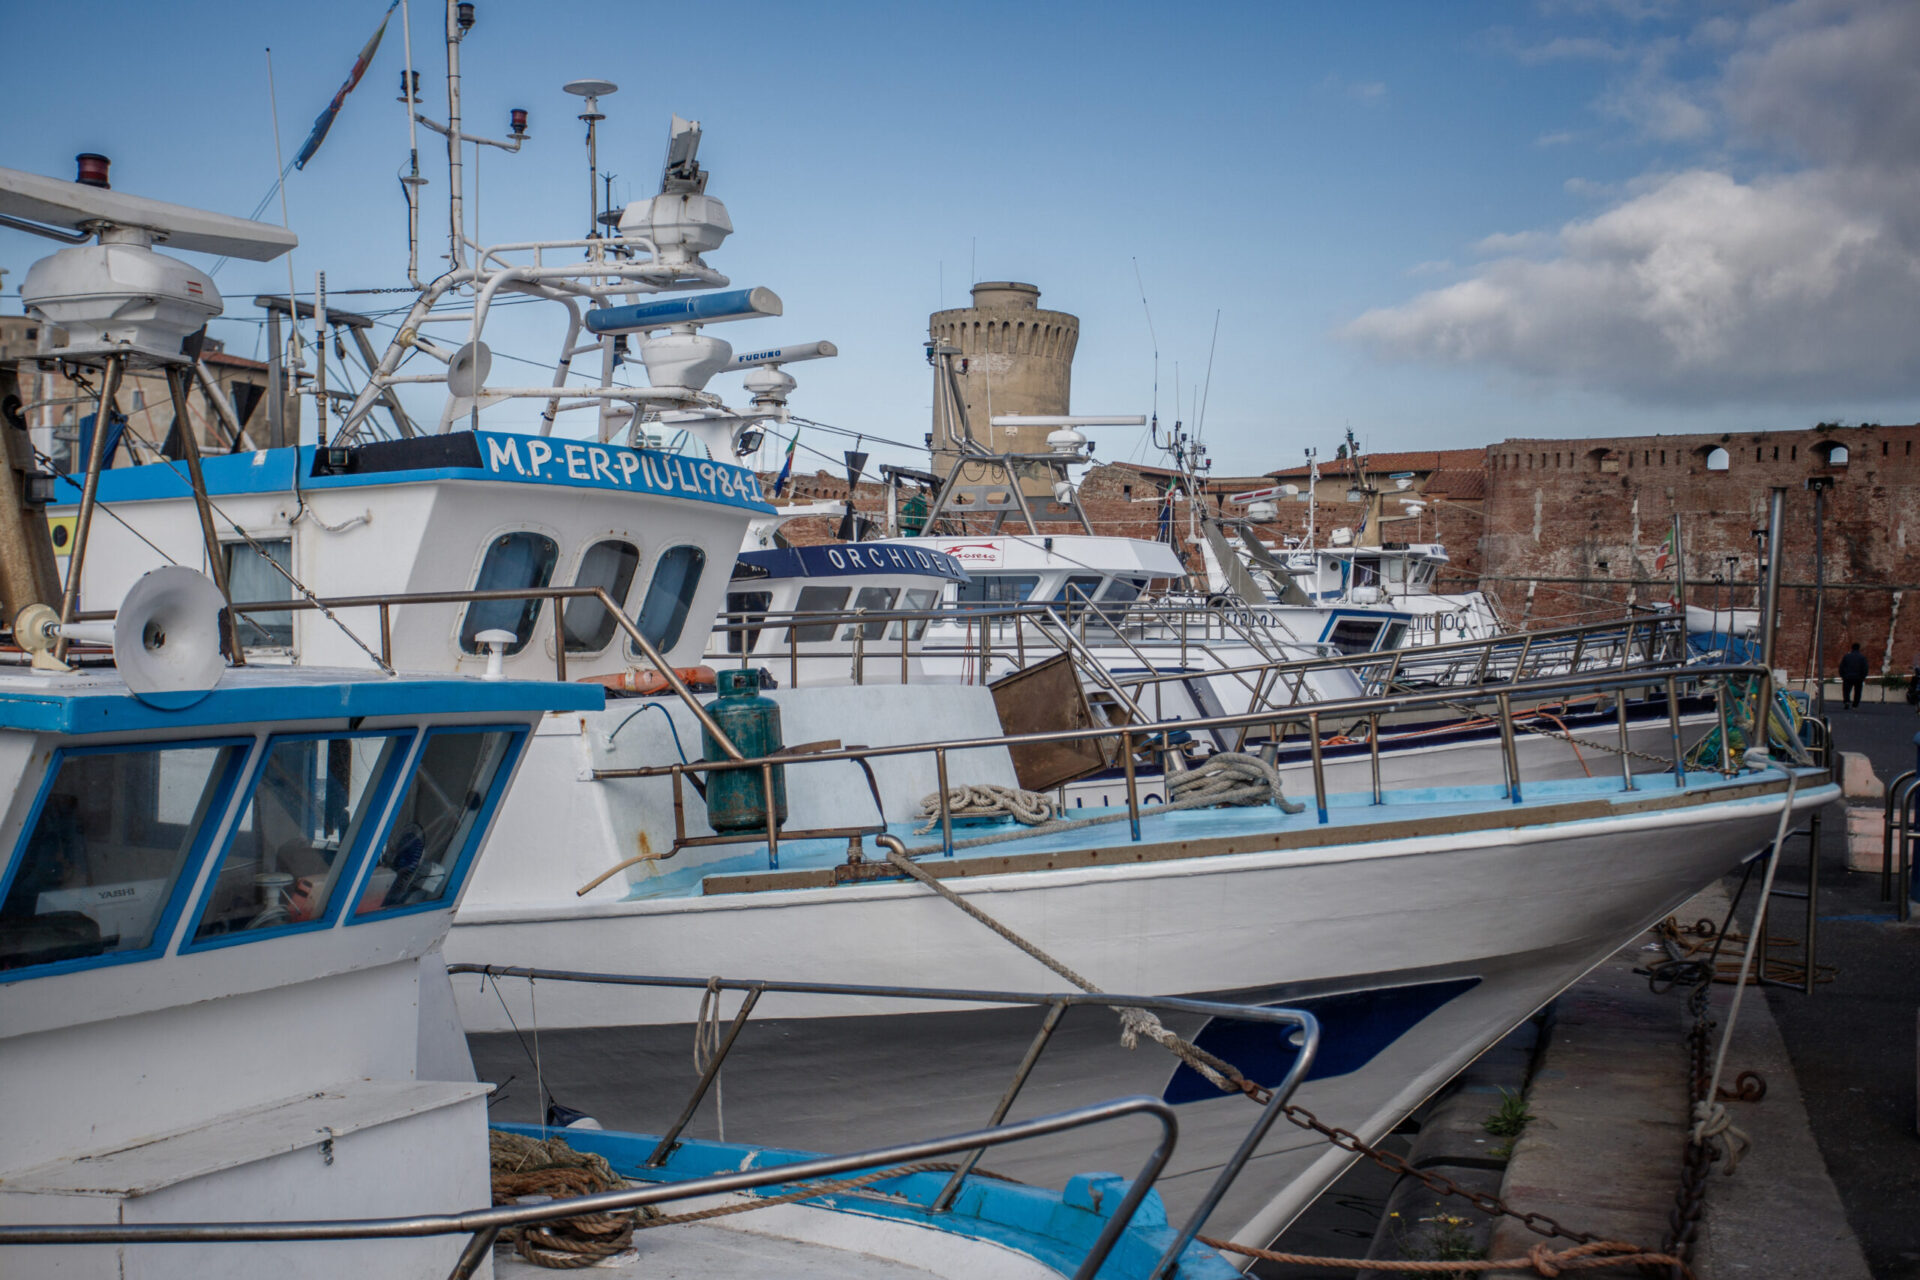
[
  {"x1": 1482, "y1": 424, "x2": 1920, "y2": 677},
  {"x1": 762, "y1": 421, "x2": 1914, "y2": 678}
]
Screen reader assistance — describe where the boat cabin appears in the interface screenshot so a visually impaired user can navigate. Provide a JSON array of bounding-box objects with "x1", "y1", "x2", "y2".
[
  {"x1": 715, "y1": 542, "x2": 970, "y2": 686},
  {"x1": 52, "y1": 432, "x2": 770, "y2": 682},
  {"x1": 0, "y1": 664, "x2": 597, "y2": 1279}
]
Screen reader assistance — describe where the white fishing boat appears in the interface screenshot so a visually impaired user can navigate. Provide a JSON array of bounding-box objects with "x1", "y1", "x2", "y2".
[
  {"x1": 0, "y1": 135, "x2": 1256, "y2": 1280},
  {"x1": 9, "y1": 10, "x2": 1838, "y2": 1258}
]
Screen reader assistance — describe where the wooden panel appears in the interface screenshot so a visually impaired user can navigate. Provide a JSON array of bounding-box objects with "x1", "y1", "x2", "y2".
[{"x1": 987, "y1": 652, "x2": 1115, "y2": 791}]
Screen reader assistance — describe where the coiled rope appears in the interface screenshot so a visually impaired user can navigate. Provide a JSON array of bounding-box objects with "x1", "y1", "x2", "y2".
[
  {"x1": 490, "y1": 1130, "x2": 652, "y2": 1268},
  {"x1": 1199, "y1": 1235, "x2": 1695, "y2": 1277},
  {"x1": 909, "y1": 751, "x2": 1303, "y2": 851},
  {"x1": 493, "y1": 1130, "x2": 1025, "y2": 1266}
]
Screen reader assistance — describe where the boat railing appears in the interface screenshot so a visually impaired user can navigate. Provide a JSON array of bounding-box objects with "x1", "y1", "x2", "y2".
[
  {"x1": 441, "y1": 964, "x2": 1323, "y2": 1279},
  {"x1": 596, "y1": 661, "x2": 1802, "y2": 862},
  {"x1": 1105, "y1": 612, "x2": 1692, "y2": 721},
  {"x1": 0, "y1": 1094, "x2": 1189, "y2": 1280},
  {"x1": 1882, "y1": 770, "x2": 1918, "y2": 921}
]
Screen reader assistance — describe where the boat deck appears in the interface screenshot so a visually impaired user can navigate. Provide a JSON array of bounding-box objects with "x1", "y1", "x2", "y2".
[
  {"x1": 617, "y1": 767, "x2": 1807, "y2": 901},
  {"x1": 494, "y1": 1221, "x2": 949, "y2": 1278}
]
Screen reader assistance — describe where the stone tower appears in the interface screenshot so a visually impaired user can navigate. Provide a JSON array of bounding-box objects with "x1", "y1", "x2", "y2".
[{"x1": 928, "y1": 282, "x2": 1079, "y2": 478}]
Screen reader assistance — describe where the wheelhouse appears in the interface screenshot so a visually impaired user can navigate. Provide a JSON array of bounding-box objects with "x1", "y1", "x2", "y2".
[{"x1": 713, "y1": 542, "x2": 970, "y2": 685}]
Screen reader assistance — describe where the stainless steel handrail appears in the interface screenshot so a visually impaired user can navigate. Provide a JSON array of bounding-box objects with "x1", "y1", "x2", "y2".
[
  {"x1": 443, "y1": 963, "x2": 1321, "y2": 1280},
  {"x1": 0, "y1": 1097, "x2": 1185, "y2": 1280},
  {"x1": 601, "y1": 664, "x2": 1776, "y2": 850}
]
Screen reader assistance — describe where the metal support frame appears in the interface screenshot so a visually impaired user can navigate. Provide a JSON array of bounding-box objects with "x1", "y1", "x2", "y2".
[
  {"x1": 448, "y1": 962, "x2": 1318, "y2": 1280},
  {"x1": 0, "y1": 1095, "x2": 1185, "y2": 1280}
]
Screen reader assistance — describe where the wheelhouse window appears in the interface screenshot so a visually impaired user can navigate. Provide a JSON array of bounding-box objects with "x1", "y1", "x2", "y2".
[
  {"x1": 725, "y1": 590, "x2": 773, "y2": 655},
  {"x1": 1051, "y1": 575, "x2": 1103, "y2": 620},
  {"x1": 1326, "y1": 618, "x2": 1388, "y2": 655},
  {"x1": 888, "y1": 587, "x2": 942, "y2": 640},
  {"x1": 1, "y1": 742, "x2": 242, "y2": 974},
  {"x1": 631, "y1": 546, "x2": 706, "y2": 653},
  {"x1": 227, "y1": 539, "x2": 294, "y2": 649},
  {"x1": 189, "y1": 733, "x2": 408, "y2": 945},
  {"x1": 561, "y1": 539, "x2": 640, "y2": 654},
  {"x1": 354, "y1": 728, "x2": 519, "y2": 919},
  {"x1": 788, "y1": 585, "x2": 849, "y2": 644},
  {"x1": 955, "y1": 574, "x2": 1039, "y2": 609},
  {"x1": 461, "y1": 532, "x2": 559, "y2": 655},
  {"x1": 840, "y1": 587, "x2": 898, "y2": 641}
]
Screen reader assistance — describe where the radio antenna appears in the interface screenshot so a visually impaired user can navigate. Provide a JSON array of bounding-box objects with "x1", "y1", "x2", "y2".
[
  {"x1": 1196, "y1": 308, "x2": 1220, "y2": 443},
  {"x1": 1132, "y1": 257, "x2": 1159, "y2": 434}
]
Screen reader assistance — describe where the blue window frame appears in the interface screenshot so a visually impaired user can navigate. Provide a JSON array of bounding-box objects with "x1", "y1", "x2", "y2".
[
  {"x1": 461, "y1": 531, "x2": 560, "y2": 656},
  {"x1": 347, "y1": 725, "x2": 527, "y2": 924},
  {"x1": 181, "y1": 730, "x2": 415, "y2": 952},
  {"x1": 0, "y1": 737, "x2": 250, "y2": 980},
  {"x1": 630, "y1": 545, "x2": 707, "y2": 654}
]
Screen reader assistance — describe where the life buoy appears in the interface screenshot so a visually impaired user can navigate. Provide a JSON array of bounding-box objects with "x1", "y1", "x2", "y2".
[{"x1": 578, "y1": 665, "x2": 718, "y2": 695}]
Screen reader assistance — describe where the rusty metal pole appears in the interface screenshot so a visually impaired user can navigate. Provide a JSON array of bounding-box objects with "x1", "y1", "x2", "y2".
[
  {"x1": 55, "y1": 354, "x2": 124, "y2": 659},
  {"x1": 165, "y1": 365, "x2": 245, "y2": 666},
  {"x1": 1759, "y1": 487, "x2": 1787, "y2": 749},
  {"x1": 1809, "y1": 482, "x2": 1828, "y2": 719}
]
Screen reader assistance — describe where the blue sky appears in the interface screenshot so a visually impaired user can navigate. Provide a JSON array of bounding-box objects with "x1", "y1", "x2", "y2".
[{"x1": 4, "y1": 1, "x2": 1916, "y2": 476}]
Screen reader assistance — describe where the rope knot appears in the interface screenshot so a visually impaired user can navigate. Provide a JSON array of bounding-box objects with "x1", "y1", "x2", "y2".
[
  {"x1": 1526, "y1": 1242, "x2": 1563, "y2": 1276},
  {"x1": 1689, "y1": 1099, "x2": 1751, "y2": 1175}
]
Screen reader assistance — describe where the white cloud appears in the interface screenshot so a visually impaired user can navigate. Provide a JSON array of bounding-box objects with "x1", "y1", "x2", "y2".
[
  {"x1": 1343, "y1": 0, "x2": 1920, "y2": 406},
  {"x1": 1489, "y1": 32, "x2": 1631, "y2": 64},
  {"x1": 1536, "y1": 131, "x2": 1579, "y2": 147},
  {"x1": 1318, "y1": 73, "x2": 1389, "y2": 105},
  {"x1": 1474, "y1": 229, "x2": 1554, "y2": 256}
]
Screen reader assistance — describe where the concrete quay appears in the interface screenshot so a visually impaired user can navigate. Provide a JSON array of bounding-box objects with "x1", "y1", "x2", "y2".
[{"x1": 1486, "y1": 883, "x2": 1874, "y2": 1279}]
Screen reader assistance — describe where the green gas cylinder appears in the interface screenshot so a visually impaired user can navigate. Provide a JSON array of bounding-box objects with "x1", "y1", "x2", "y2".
[{"x1": 702, "y1": 668, "x2": 788, "y2": 833}]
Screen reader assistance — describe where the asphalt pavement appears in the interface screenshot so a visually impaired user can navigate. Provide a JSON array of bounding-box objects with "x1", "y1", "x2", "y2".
[{"x1": 1767, "y1": 701, "x2": 1920, "y2": 1279}]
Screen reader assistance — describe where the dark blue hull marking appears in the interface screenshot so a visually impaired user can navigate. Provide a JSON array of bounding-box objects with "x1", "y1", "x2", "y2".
[{"x1": 1162, "y1": 976, "x2": 1481, "y2": 1104}]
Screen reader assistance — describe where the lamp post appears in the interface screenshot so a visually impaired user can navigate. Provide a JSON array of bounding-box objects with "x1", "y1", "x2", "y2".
[{"x1": 1807, "y1": 474, "x2": 1834, "y2": 717}]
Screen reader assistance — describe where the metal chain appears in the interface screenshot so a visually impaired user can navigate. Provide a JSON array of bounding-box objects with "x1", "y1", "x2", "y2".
[
  {"x1": 1663, "y1": 982, "x2": 1718, "y2": 1272},
  {"x1": 1267, "y1": 1095, "x2": 1600, "y2": 1246}
]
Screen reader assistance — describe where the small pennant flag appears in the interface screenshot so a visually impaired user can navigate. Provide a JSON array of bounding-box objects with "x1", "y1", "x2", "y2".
[
  {"x1": 1654, "y1": 526, "x2": 1674, "y2": 572},
  {"x1": 772, "y1": 433, "x2": 797, "y2": 497},
  {"x1": 296, "y1": 1, "x2": 400, "y2": 171}
]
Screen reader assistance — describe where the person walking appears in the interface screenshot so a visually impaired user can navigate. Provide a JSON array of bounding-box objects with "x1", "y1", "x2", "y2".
[{"x1": 1838, "y1": 642, "x2": 1869, "y2": 709}]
